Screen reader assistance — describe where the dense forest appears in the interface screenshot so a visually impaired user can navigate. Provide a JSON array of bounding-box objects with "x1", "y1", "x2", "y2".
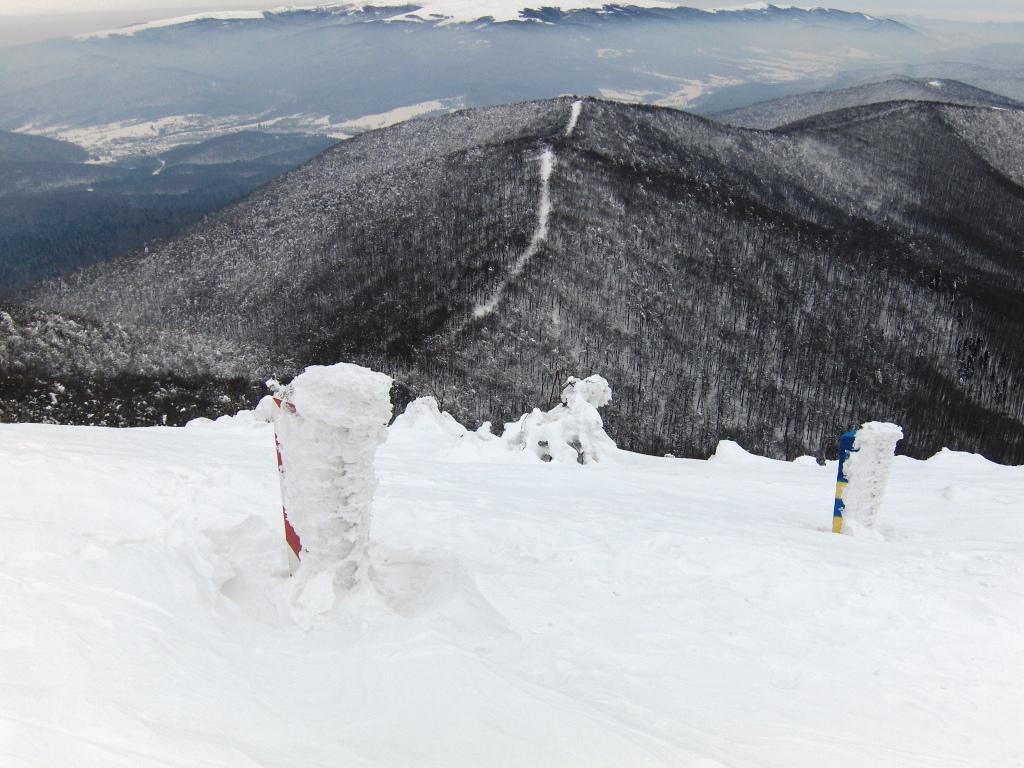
[
  {"x1": 0, "y1": 130, "x2": 338, "y2": 296},
  {"x1": 712, "y1": 77, "x2": 1023, "y2": 129},
  {"x1": 0, "y1": 304, "x2": 262, "y2": 426},
  {"x1": 9, "y1": 97, "x2": 1024, "y2": 462}
]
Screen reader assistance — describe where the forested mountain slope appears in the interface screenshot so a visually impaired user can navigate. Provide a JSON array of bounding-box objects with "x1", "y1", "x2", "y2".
[
  {"x1": 0, "y1": 130, "x2": 338, "y2": 296},
  {"x1": 21, "y1": 97, "x2": 1024, "y2": 462},
  {"x1": 0, "y1": 130, "x2": 88, "y2": 164},
  {"x1": 712, "y1": 77, "x2": 1024, "y2": 129}
]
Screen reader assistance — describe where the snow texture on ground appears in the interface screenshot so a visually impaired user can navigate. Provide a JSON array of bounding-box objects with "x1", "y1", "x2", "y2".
[{"x1": 1, "y1": 410, "x2": 1023, "y2": 767}]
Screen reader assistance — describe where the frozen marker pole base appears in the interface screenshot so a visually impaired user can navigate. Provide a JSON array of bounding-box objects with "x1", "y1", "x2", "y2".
[
  {"x1": 272, "y1": 395, "x2": 303, "y2": 573},
  {"x1": 832, "y1": 430, "x2": 857, "y2": 534}
]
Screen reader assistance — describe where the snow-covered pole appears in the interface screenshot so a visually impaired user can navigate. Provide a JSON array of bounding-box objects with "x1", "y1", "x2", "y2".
[
  {"x1": 263, "y1": 363, "x2": 393, "y2": 620},
  {"x1": 833, "y1": 422, "x2": 904, "y2": 535},
  {"x1": 271, "y1": 394, "x2": 303, "y2": 572}
]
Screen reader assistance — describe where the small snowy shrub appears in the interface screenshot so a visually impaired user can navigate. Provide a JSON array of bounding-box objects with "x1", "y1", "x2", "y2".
[{"x1": 504, "y1": 374, "x2": 617, "y2": 464}]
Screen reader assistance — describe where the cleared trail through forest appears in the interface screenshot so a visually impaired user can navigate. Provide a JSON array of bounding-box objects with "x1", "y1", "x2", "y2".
[
  {"x1": 565, "y1": 99, "x2": 583, "y2": 136},
  {"x1": 473, "y1": 101, "x2": 582, "y2": 319}
]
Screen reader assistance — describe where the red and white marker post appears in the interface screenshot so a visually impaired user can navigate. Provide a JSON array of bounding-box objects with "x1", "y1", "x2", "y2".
[
  {"x1": 265, "y1": 364, "x2": 393, "y2": 620},
  {"x1": 272, "y1": 396, "x2": 303, "y2": 573}
]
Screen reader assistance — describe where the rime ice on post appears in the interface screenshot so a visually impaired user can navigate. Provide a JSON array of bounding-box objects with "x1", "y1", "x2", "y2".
[
  {"x1": 270, "y1": 363, "x2": 393, "y2": 621},
  {"x1": 841, "y1": 421, "x2": 904, "y2": 535}
]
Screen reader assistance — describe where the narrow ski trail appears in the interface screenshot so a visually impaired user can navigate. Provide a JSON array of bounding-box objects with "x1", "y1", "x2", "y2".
[{"x1": 473, "y1": 100, "x2": 582, "y2": 319}]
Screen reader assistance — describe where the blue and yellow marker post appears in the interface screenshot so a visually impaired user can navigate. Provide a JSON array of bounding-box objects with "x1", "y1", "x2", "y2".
[{"x1": 833, "y1": 430, "x2": 857, "y2": 533}]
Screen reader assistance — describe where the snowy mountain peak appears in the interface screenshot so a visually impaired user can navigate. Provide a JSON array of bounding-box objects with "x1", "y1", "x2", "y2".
[{"x1": 75, "y1": 1, "x2": 897, "y2": 38}]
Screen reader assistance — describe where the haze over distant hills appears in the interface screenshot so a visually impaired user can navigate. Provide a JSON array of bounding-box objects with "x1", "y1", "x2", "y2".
[
  {"x1": 9, "y1": 92, "x2": 1023, "y2": 463},
  {"x1": 3, "y1": 1, "x2": 1019, "y2": 160},
  {"x1": 0, "y1": 130, "x2": 337, "y2": 295}
]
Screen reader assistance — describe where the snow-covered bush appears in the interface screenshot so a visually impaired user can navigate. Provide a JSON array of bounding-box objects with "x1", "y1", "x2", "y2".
[
  {"x1": 267, "y1": 363, "x2": 393, "y2": 622},
  {"x1": 395, "y1": 395, "x2": 481, "y2": 439},
  {"x1": 842, "y1": 421, "x2": 904, "y2": 534},
  {"x1": 504, "y1": 374, "x2": 616, "y2": 464}
]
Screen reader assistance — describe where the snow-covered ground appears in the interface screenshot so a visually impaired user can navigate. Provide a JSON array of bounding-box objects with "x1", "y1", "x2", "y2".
[{"x1": 2, "y1": 408, "x2": 1023, "y2": 767}]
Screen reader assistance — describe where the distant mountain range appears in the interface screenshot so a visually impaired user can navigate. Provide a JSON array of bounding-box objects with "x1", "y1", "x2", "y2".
[
  {"x1": 0, "y1": 2, "x2": 968, "y2": 160},
  {"x1": 11, "y1": 92, "x2": 1023, "y2": 463},
  {"x1": 75, "y1": 1, "x2": 909, "y2": 35}
]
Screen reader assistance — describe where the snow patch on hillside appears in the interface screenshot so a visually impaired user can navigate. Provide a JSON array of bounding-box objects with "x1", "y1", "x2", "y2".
[
  {"x1": 503, "y1": 374, "x2": 617, "y2": 463},
  {"x1": 16, "y1": 99, "x2": 463, "y2": 161},
  {"x1": 76, "y1": 10, "x2": 266, "y2": 39},
  {"x1": 565, "y1": 99, "x2": 583, "y2": 136},
  {"x1": 332, "y1": 99, "x2": 459, "y2": 132}
]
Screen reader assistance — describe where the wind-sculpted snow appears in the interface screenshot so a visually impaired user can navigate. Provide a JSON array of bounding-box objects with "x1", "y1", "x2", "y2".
[
  {"x1": 503, "y1": 374, "x2": 617, "y2": 463},
  {"x1": 24, "y1": 96, "x2": 1024, "y2": 463},
  {"x1": 2, "y1": 417, "x2": 1024, "y2": 765}
]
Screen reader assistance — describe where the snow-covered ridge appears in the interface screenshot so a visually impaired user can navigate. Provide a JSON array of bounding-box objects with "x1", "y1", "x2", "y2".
[{"x1": 75, "y1": 1, "x2": 886, "y2": 38}]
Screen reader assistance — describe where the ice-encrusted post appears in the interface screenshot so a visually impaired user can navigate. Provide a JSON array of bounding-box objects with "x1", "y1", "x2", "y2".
[
  {"x1": 267, "y1": 363, "x2": 393, "y2": 618},
  {"x1": 272, "y1": 395, "x2": 303, "y2": 572},
  {"x1": 835, "y1": 421, "x2": 904, "y2": 535}
]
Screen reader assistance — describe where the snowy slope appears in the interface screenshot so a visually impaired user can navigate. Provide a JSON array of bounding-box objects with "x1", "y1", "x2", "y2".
[{"x1": 1, "y1": 412, "x2": 1023, "y2": 767}]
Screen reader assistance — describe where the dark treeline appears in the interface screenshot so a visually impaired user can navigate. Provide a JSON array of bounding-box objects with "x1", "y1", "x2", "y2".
[
  {"x1": 13, "y1": 97, "x2": 1024, "y2": 463},
  {"x1": 0, "y1": 131, "x2": 338, "y2": 297},
  {"x1": 0, "y1": 304, "x2": 263, "y2": 426}
]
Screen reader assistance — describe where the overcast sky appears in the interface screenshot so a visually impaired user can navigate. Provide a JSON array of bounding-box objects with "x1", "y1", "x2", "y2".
[{"x1": 1, "y1": 0, "x2": 1022, "y2": 47}]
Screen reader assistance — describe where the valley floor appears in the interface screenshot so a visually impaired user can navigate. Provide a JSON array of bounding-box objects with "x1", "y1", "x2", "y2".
[{"x1": 1, "y1": 410, "x2": 1022, "y2": 767}]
